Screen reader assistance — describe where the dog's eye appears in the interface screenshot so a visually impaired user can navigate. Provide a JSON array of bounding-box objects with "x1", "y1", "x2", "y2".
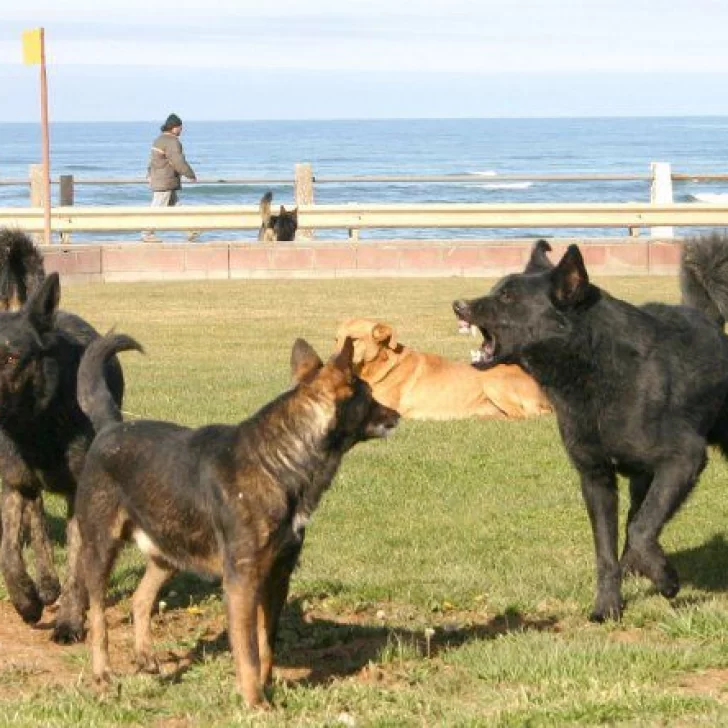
[
  {"x1": 0, "y1": 353, "x2": 17, "y2": 367},
  {"x1": 500, "y1": 291, "x2": 515, "y2": 303}
]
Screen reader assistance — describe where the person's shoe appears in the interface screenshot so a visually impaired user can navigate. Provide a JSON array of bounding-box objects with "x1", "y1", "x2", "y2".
[
  {"x1": 141, "y1": 234, "x2": 162, "y2": 243},
  {"x1": 186, "y1": 231, "x2": 201, "y2": 242}
]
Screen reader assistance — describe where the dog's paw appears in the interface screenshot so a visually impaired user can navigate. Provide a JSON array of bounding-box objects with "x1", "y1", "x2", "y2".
[
  {"x1": 589, "y1": 594, "x2": 623, "y2": 623},
  {"x1": 134, "y1": 651, "x2": 160, "y2": 675},
  {"x1": 15, "y1": 593, "x2": 44, "y2": 625},
  {"x1": 92, "y1": 669, "x2": 114, "y2": 692},
  {"x1": 51, "y1": 620, "x2": 85, "y2": 644},
  {"x1": 657, "y1": 564, "x2": 680, "y2": 600}
]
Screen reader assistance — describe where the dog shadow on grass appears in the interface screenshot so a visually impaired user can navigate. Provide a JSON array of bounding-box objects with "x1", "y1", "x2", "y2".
[
  {"x1": 671, "y1": 533, "x2": 728, "y2": 593},
  {"x1": 158, "y1": 597, "x2": 558, "y2": 688}
]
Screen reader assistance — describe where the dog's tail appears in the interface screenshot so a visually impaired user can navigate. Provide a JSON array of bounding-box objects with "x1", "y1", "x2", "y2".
[
  {"x1": 681, "y1": 231, "x2": 728, "y2": 328},
  {"x1": 259, "y1": 191, "x2": 273, "y2": 226},
  {"x1": 524, "y1": 239, "x2": 554, "y2": 274},
  {"x1": 78, "y1": 332, "x2": 144, "y2": 432},
  {"x1": 0, "y1": 229, "x2": 46, "y2": 310}
]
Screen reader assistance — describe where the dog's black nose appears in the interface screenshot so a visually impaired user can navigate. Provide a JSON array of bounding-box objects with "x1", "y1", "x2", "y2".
[{"x1": 453, "y1": 300, "x2": 469, "y2": 318}]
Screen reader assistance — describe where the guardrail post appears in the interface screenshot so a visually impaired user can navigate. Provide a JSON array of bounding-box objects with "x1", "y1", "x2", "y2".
[
  {"x1": 294, "y1": 163, "x2": 314, "y2": 240},
  {"x1": 59, "y1": 174, "x2": 74, "y2": 244},
  {"x1": 29, "y1": 164, "x2": 45, "y2": 244},
  {"x1": 29, "y1": 164, "x2": 44, "y2": 207},
  {"x1": 650, "y1": 162, "x2": 674, "y2": 238}
]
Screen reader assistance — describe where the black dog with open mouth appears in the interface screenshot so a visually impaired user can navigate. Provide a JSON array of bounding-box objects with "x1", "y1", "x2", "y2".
[{"x1": 454, "y1": 240, "x2": 728, "y2": 622}]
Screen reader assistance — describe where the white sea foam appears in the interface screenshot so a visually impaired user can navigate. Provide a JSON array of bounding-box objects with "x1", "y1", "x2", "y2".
[
  {"x1": 479, "y1": 182, "x2": 534, "y2": 190},
  {"x1": 691, "y1": 193, "x2": 728, "y2": 203}
]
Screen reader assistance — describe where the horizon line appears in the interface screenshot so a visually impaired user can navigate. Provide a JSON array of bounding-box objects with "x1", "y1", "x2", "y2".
[{"x1": 3, "y1": 113, "x2": 728, "y2": 124}]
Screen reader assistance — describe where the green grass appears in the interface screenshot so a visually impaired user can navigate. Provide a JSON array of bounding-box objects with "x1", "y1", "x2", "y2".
[{"x1": 3, "y1": 274, "x2": 728, "y2": 726}]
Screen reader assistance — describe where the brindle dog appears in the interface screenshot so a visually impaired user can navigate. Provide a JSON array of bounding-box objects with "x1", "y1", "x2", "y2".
[{"x1": 54, "y1": 332, "x2": 398, "y2": 708}]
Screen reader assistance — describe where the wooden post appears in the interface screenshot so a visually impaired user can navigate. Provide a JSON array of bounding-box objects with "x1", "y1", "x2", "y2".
[
  {"x1": 29, "y1": 164, "x2": 44, "y2": 244},
  {"x1": 29, "y1": 164, "x2": 44, "y2": 207},
  {"x1": 59, "y1": 174, "x2": 73, "y2": 244},
  {"x1": 294, "y1": 163, "x2": 314, "y2": 240},
  {"x1": 650, "y1": 162, "x2": 674, "y2": 239}
]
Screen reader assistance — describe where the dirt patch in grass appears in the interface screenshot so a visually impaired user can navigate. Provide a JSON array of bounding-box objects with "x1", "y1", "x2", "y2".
[
  {"x1": 0, "y1": 601, "x2": 83, "y2": 699},
  {"x1": 0, "y1": 595, "x2": 561, "y2": 700},
  {"x1": 677, "y1": 668, "x2": 728, "y2": 699}
]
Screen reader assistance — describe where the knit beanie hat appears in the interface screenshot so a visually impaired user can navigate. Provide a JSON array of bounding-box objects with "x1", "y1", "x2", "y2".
[{"x1": 161, "y1": 113, "x2": 183, "y2": 131}]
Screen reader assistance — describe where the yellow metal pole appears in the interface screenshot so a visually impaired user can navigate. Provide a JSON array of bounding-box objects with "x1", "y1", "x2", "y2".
[{"x1": 39, "y1": 28, "x2": 51, "y2": 245}]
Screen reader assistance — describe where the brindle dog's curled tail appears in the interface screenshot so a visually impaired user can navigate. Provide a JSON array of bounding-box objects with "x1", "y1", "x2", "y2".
[
  {"x1": 259, "y1": 191, "x2": 273, "y2": 227},
  {"x1": 78, "y1": 332, "x2": 143, "y2": 432}
]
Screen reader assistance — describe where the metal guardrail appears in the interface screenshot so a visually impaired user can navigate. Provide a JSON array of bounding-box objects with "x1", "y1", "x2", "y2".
[
  {"x1": 4, "y1": 173, "x2": 728, "y2": 186},
  {"x1": 2, "y1": 202, "x2": 728, "y2": 234}
]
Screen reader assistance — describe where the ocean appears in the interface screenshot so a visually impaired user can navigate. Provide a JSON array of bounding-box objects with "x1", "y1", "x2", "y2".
[{"x1": 1, "y1": 117, "x2": 727, "y2": 241}]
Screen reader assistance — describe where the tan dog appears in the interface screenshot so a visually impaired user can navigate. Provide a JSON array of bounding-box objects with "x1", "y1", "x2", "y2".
[{"x1": 335, "y1": 318, "x2": 552, "y2": 420}]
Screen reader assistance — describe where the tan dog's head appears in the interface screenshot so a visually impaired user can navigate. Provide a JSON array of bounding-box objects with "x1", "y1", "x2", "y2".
[{"x1": 335, "y1": 318, "x2": 399, "y2": 369}]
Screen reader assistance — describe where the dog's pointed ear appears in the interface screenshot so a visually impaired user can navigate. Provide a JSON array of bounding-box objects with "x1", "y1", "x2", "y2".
[
  {"x1": 291, "y1": 208, "x2": 298, "y2": 220},
  {"x1": 25, "y1": 272, "x2": 60, "y2": 332},
  {"x1": 551, "y1": 245, "x2": 589, "y2": 306},
  {"x1": 279, "y1": 205, "x2": 286, "y2": 215},
  {"x1": 524, "y1": 239, "x2": 554, "y2": 274},
  {"x1": 291, "y1": 338, "x2": 323, "y2": 383},
  {"x1": 372, "y1": 322, "x2": 398, "y2": 349},
  {"x1": 332, "y1": 336, "x2": 355, "y2": 374}
]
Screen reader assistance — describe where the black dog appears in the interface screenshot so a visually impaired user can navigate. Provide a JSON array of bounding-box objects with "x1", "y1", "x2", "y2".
[
  {"x1": 0, "y1": 229, "x2": 45, "y2": 311},
  {"x1": 258, "y1": 191, "x2": 298, "y2": 242},
  {"x1": 54, "y1": 332, "x2": 398, "y2": 707},
  {"x1": 680, "y1": 230, "x2": 728, "y2": 328},
  {"x1": 453, "y1": 240, "x2": 728, "y2": 621},
  {"x1": 0, "y1": 233, "x2": 124, "y2": 624}
]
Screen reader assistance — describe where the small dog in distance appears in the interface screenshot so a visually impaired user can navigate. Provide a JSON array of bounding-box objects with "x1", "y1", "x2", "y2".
[{"x1": 258, "y1": 191, "x2": 298, "y2": 242}]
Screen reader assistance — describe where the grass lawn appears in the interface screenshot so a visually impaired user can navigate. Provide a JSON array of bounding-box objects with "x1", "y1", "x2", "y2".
[{"x1": 2, "y1": 274, "x2": 728, "y2": 726}]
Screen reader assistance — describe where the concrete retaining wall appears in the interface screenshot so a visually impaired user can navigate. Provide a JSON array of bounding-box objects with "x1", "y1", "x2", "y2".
[{"x1": 40, "y1": 238, "x2": 683, "y2": 284}]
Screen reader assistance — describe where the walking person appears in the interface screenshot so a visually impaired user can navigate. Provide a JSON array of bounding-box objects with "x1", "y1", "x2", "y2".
[{"x1": 141, "y1": 113, "x2": 199, "y2": 242}]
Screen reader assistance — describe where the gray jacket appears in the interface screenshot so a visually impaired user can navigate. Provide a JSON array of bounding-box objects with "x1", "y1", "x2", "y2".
[{"x1": 147, "y1": 132, "x2": 196, "y2": 191}]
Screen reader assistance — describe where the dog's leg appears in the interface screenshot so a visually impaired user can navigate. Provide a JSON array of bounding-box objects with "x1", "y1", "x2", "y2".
[
  {"x1": 53, "y1": 506, "x2": 88, "y2": 643},
  {"x1": 579, "y1": 467, "x2": 622, "y2": 622},
  {"x1": 225, "y1": 568, "x2": 267, "y2": 708},
  {"x1": 1, "y1": 485, "x2": 43, "y2": 623},
  {"x1": 26, "y1": 494, "x2": 62, "y2": 606},
  {"x1": 132, "y1": 556, "x2": 176, "y2": 673},
  {"x1": 620, "y1": 473, "x2": 652, "y2": 577},
  {"x1": 84, "y1": 537, "x2": 122, "y2": 685},
  {"x1": 258, "y1": 539, "x2": 303, "y2": 688},
  {"x1": 621, "y1": 450, "x2": 706, "y2": 600}
]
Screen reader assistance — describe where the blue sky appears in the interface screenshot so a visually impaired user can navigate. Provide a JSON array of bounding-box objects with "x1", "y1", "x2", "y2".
[{"x1": 2, "y1": 0, "x2": 728, "y2": 121}]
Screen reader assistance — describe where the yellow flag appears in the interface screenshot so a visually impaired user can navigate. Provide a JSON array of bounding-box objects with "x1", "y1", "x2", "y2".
[{"x1": 22, "y1": 28, "x2": 43, "y2": 65}]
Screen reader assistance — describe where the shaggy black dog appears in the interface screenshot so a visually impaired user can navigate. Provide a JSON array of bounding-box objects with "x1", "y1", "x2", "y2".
[
  {"x1": 453, "y1": 241, "x2": 728, "y2": 621},
  {"x1": 0, "y1": 231, "x2": 124, "y2": 624},
  {"x1": 680, "y1": 230, "x2": 728, "y2": 328},
  {"x1": 0, "y1": 229, "x2": 45, "y2": 311}
]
